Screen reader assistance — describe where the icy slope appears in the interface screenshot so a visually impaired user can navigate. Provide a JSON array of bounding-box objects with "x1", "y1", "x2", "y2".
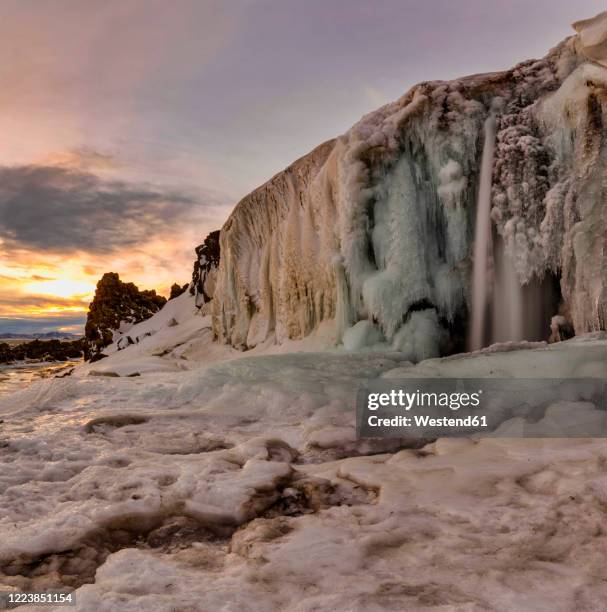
[
  {"x1": 79, "y1": 291, "x2": 342, "y2": 378},
  {"x1": 2, "y1": 336, "x2": 607, "y2": 610},
  {"x1": 77, "y1": 292, "x2": 214, "y2": 377},
  {"x1": 213, "y1": 15, "x2": 607, "y2": 357}
]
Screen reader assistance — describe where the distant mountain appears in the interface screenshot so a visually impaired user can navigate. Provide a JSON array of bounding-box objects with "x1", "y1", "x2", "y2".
[
  {"x1": 0, "y1": 332, "x2": 79, "y2": 339},
  {"x1": 35, "y1": 332, "x2": 79, "y2": 339},
  {"x1": 0, "y1": 337, "x2": 84, "y2": 363}
]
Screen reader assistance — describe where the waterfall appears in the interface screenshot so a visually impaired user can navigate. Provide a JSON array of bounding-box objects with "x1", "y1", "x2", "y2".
[
  {"x1": 334, "y1": 256, "x2": 353, "y2": 341},
  {"x1": 468, "y1": 113, "x2": 550, "y2": 350},
  {"x1": 491, "y1": 236, "x2": 524, "y2": 343},
  {"x1": 469, "y1": 114, "x2": 497, "y2": 351}
]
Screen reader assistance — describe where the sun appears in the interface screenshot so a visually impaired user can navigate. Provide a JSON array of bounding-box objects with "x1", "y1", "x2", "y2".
[{"x1": 24, "y1": 279, "x2": 96, "y2": 300}]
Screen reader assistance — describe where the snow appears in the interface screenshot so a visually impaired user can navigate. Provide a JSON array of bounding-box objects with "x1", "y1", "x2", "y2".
[
  {"x1": 391, "y1": 309, "x2": 444, "y2": 361},
  {"x1": 78, "y1": 292, "x2": 223, "y2": 377},
  {"x1": 103, "y1": 291, "x2": 204, "y2": 355},
  {"x1": 2, "y1": 335, "x2": 607, "y2": 609},
  {"x1": 342, "y1": 320, "x2": 384, "y2": 351},
  {"x1": 573, "y1": 11, "x2": 607, "y2": 67}
]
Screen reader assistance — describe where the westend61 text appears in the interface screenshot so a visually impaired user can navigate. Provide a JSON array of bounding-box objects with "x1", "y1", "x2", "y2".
[{"x1": 368, "y1": 414, "x2": 488, "y2": 428}]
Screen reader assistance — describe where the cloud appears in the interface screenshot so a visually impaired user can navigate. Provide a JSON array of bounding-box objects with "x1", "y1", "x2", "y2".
[
  {"x1": 42, "y1": 148, "x2": 118, "y2": 172},
  {"x1": 0, "y1": 314, "x2": 87, "y2": 335},
  {"x1": 0, "y1": 163, "x2": 212, "y2": 255},
  {"x1": 0, "y1": 295, "x2": 89, "y2": 316}
]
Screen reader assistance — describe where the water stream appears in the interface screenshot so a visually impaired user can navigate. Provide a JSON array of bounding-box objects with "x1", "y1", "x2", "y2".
[
  {"x1": 468, "y1": 112, "x2": 555, "y2": 350},
  {"x1": 469, "y1": 113, "x2": 497, "y2": 351}
]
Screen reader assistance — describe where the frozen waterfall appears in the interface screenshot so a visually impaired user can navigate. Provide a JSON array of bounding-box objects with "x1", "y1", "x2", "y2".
[
  {"x1": 469, "y1": 111, "x2": 556, "y2": 351},
  {"x1": 469, "y1": 113, "x2": 497, "y2": 351},
  {"x1": 213, "y1": 27, "x2": 606, "y2": 353}
]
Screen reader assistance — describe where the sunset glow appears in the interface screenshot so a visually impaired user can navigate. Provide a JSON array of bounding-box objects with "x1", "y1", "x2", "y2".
[
  {"x1": 0, "y1": 231, "x2": 211, "y2": 334},
  {"x1": 23, "y1": 279, "x2": 95, "y2": 300}
]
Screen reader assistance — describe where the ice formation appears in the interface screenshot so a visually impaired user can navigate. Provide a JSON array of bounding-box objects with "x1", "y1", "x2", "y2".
[
  {"x1": 3, "y1": 13, "x2": 607, "y2": 611},
  {"x1": 213, "y1": 15, "x2": 607, "y2": 358}
]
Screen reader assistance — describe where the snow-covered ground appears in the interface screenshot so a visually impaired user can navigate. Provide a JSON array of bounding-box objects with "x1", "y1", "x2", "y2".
[{"x1": 2, "y1": 295, "x2": 607, "y2": 611}]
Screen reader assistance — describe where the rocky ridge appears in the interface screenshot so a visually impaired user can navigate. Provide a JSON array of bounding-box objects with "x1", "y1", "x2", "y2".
[{"x1": 83, "y1": 273, "x2": 167, "y2": 361}]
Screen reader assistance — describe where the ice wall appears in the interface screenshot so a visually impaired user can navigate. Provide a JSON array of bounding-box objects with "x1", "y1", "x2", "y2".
[{"x1": 213, "y1": 14, "x2": 607, "y2": 356}]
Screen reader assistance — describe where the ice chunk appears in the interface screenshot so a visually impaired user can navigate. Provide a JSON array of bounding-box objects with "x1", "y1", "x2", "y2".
[
  {"x1": 342, "y1": 320, "x2": 384, "y2": 350},
  {"x1": 391, "y1": 310, "x2": 444, "y2": 362}
]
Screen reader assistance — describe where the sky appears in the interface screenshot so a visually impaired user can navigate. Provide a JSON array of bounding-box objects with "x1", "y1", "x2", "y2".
[{"x1": 0, "y1": 0, "x2": 603, "y2": 335}]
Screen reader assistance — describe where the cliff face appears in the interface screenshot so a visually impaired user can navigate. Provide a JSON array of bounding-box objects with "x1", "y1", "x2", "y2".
[
  {"x1": 84, "y1": 273, "x2": 167, "y2": 360},
  {"x1": 212, "y1": 14, "x2": 607, "y2": 357},
  {"x1": 213, "y1": 140, "x2": 337, "y2": 348},
  {"x1": 190, "y1": 230, "x2": 220, "y2": 308}
]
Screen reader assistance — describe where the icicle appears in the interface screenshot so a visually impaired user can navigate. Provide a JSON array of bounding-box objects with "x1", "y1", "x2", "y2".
[
  {"x1": 334, "y1": 255, "x2": 353, "y2": 341},
  {"x1": 491, "y1": 236, "x2": 524, "y2": 343}
]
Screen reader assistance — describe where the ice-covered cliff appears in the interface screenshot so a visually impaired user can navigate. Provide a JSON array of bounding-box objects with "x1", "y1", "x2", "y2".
[{"x1": 213, "y1": 13, "x2": 607, "y2": 359}]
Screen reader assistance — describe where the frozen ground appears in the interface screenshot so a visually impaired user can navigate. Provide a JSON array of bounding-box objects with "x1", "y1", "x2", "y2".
[
  {"x1": 0, "y1": 361, "x2": 80, "y2": 398},
  {"x1": 1, "y1": 298, "x2": 607, "y2": 610}
]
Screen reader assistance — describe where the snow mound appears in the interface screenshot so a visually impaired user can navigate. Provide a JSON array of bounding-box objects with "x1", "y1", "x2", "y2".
[
  {"x1": 342, "y1": 320, "x2": 385, "y2": 350},
  {"x1": 79, "y1": 292, "x2": 214, "y2": 377}
]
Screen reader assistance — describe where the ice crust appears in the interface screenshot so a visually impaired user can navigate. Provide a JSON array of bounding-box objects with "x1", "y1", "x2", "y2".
[{"x1": 3, "y1": 325, "x2": 607, "y2": 609}]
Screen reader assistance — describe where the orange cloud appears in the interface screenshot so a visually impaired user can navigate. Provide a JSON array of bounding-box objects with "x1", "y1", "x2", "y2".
[
  {"x1": 0, "y1": 153, "x2": 226, "y2": 325},
  {"x1": 0, "y1": 229, "x2": 206, "y2": 320}
]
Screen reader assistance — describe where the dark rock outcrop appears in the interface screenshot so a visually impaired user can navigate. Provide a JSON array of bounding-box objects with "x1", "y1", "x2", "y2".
[
  {"x1": 0, "y1": 339, "x2": 84, "y2": 364},
  {"x1": 84, "y1": 273, "x2": 167, "y2": 361},
  {"x1": 169, "y1": 283, "x2": 189, "y2": 300},
  {"x1": 190, "y1": 230, "x2": 220, "y2": 306}
]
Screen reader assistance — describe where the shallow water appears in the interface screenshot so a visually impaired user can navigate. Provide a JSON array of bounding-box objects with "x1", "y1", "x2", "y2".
[{"x1": 0, "y1": 360, "x2": 81, "y2": 397}]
